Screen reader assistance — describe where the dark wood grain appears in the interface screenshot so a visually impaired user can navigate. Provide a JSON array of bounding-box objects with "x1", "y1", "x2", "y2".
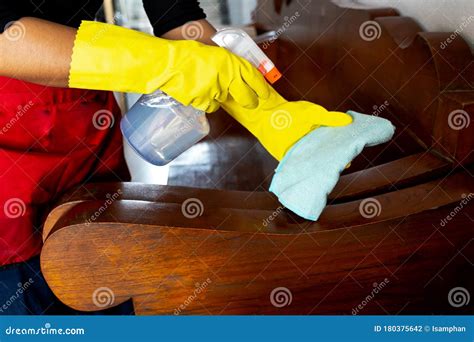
[
  {"x1": 41, "y1": 176, "x2": 473, "y2": 314},
  {"x1": 44, "y1": 169, "x2": 471, "y2": 239},
  {"x1": 330, "y1": 152, "x2": 450, "y2": 201},
  {"x1": 41, "y1": 168, "x2": 474, "y2": 314},
  {"x1": 42, "y1": 151, "x2": 449, "y2": 239}
]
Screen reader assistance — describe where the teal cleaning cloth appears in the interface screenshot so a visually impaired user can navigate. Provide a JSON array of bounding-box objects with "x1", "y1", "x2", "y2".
[{"x1": 269, "y1": 111, "x2": 396, "y2": 221}]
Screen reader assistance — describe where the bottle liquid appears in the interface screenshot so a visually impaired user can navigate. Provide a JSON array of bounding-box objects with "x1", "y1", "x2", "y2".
[{"x1": 120, "y1": 28, "x2": 281, "y2": 166}]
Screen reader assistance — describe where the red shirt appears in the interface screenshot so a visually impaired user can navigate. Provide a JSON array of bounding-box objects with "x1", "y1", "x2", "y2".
[{"x1": 0, "y1": 76, "x2": 128, "y2": 266}]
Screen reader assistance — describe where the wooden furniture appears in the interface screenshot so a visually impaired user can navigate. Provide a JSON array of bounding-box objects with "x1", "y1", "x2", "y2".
[{"x1": 41, "y1": 0, "x2": 473, "y2": 314}]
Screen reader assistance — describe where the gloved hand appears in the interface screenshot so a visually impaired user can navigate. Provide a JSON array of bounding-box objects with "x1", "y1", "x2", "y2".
[
  {"x1": 222, "y1": 88, "x2": 353, "y2": 161},
  {"x1": 69, "y1": 21, "x2": 270, "y2": 112}
]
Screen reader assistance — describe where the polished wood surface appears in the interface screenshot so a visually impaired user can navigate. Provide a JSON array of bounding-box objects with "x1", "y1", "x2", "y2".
[
  {"x1": 44, "y1": 170, "x2": 472, "y2": 237},
  {"x1": 42, "y1": 152, "x2": 449, "y2": 239},
  {"x1": 41, "y1": 169, "x2": 473, "y2": 314},
  {"x1": 41, "y1": 0, "x2": 473, "y2": 315}
]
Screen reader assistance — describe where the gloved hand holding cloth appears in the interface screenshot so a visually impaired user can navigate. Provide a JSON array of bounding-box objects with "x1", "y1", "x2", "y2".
[
  {"x1": 219, "y1": 62, "x2": 394, "y2": 222},
  {"x1": 221, "y1": 88, "x2": 353, "y2": 161}
]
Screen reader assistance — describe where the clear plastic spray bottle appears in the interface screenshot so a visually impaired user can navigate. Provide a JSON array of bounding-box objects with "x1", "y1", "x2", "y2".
[{"x1": 120, "y1": 28, "x2": 281, "y2": 166}]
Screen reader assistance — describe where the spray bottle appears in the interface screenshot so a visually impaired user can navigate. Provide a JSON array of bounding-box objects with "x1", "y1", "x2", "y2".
[{"x1": 120, "y1": 28, "x2": 281, "y2": 166}]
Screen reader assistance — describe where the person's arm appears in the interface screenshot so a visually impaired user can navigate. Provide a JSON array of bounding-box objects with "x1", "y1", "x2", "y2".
[
  {"x1": 0, "y1": 16, "x2": 215, "y2": 88},
  {"x1": 161, "y1": 19, "x2": 216, "y2": 45},
  {"x1": 0, "y1": 17, "x2": 75, "y2": 87}
]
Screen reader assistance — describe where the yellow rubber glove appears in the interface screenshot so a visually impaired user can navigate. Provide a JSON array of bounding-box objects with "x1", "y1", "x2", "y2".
[
  {"x1": 69, "y1": 21, "x2": 270, "y2": 112},
  {"x1": 222, "y1": 88, "x2": 353, "y2": 161}
]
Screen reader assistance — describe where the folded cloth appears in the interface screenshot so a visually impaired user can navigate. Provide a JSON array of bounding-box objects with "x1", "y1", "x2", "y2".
[{"x1": 269, "y1": 111, "x2": 396, "y2": 221}]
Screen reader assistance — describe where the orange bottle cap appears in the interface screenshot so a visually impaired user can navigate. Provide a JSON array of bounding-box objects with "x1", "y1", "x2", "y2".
[{"x1": 265, "y1": 66, "x2": 282, "y2": 84}]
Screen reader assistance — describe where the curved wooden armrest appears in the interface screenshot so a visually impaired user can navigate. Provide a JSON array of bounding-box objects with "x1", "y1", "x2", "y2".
[
  {"x1": 44, "y1": 169, "x2": 471, "y2": 238},
  {"x1": 41, "y1": 168, "x2": 473, "y2": 314},
  {"x1": 43, "y1": 152, "x2": 450, "y2": 239}
]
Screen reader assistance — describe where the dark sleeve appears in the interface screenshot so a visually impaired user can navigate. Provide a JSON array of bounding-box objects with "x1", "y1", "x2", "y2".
[
  {"x1": 142, "y1": 0, "x2": 206, "y2": 37},
  {"x1": 0, "y1": 2, "x2": 23, "y2": 33}
]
